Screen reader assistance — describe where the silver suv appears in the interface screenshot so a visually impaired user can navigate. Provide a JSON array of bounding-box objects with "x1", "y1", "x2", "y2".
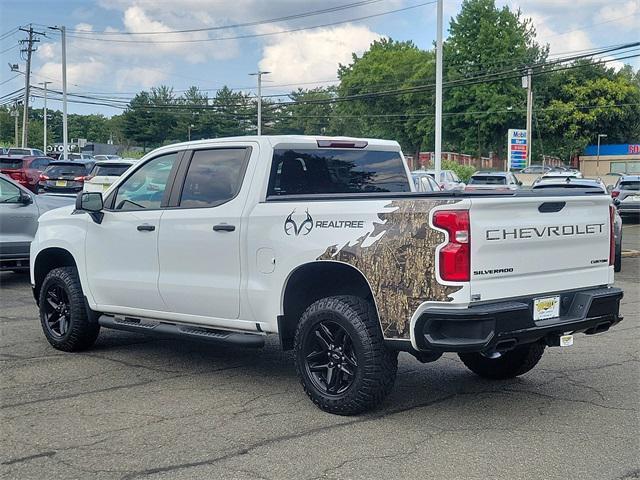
[{"x1": 611, "y1": 175, "x2": 640, "y2": 217}]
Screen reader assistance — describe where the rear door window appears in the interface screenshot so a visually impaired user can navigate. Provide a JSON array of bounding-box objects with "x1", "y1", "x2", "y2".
[
  {"x1": 178, "y1": 148, "x2": 249, "y2": 208},
  {"x1": 267, "y1": 149, "x2": 411, "y2": 196}
]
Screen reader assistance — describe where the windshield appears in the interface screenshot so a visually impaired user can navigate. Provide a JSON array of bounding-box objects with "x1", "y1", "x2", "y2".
[
  {"x1": 469, "y1": 176, "x2": 506, "y2": 185},
  {"x1": 90, "y1": 164, "x2": 132, "y2": 177},
  {"x1": 0, "y1": 158, "x2": 24, "y2": 169},
  {"x1": 44, "y1": 164, "x2": 88, "y2": 177}
]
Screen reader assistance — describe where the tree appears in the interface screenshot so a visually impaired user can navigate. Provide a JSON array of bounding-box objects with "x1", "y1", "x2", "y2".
[
  {"x1": 272, "y1": 87, "x2": 336, "y2": 135},
  {"x1": 334, "y1": 38, "x2": 435, "y2": 157},
  {"x1": 443, "y1": 0, "x2": 548, "y2": 158}
]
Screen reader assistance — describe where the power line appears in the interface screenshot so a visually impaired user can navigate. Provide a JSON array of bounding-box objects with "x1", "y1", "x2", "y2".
[
  {"x1": 52, "y1": 0, "x2": 384, "y2": 36},
  {"x1": 59, "y1": 1, "x2": 437, "y2": 44}
]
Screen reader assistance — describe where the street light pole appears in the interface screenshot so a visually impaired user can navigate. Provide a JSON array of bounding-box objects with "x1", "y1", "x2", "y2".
[
  {"x1": 39, "y1": 81, "x2": 51, "y2": 153},
  {"x1": 49, "y1": 25, "x2": 68, "y2": 160},
  {"x1": 249, "y1": 71, "x2": 270, "y2": 135},
  {"x1": 524, "y1": 68, "x2": 533, "y2": 168},
  {"x1": 188, "y1": 124, "x2": 194, "y2": 141},
  {"x1": 596, "y1": 133, "x2": 607, "y2": 178},
  {"x1": 434, "y1": 0, "x2": 443, "y2": 180}
]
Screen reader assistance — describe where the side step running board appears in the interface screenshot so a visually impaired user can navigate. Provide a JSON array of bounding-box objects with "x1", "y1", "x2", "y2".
[{"x1": 98, "y1": 315, "x2": 265, "y2": 348}]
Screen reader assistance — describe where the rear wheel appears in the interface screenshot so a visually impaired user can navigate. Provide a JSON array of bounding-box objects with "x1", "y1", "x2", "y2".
[
  {"x1": 294, "y1": 296, "x2": 397, "y2": 415},
  {"x1": 458, "y1": 342, "x2": 545, "y2": 380},
  {"x1": 39, "y1": 267, "x2": 100, "y2": 351}
]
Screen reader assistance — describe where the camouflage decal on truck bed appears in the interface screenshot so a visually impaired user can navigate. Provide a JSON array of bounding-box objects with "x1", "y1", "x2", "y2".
[{"x1": 317, "y1": 199, "x2": 462, "y2": 339}]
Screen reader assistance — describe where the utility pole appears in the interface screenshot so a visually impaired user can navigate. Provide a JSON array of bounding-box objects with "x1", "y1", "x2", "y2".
[
  {"x1": 49, "y1": 25, "x2": 68, "y2": 159},
  {"x1": 11, "y1": 101, "x2": 20, "y2": 146},
  {"x1": 39, "y1": 81, "x2": 51, "y2": 153},
  {"x1": 249, "y1": 70, "x2": 270, "y2": 135},
  {"x1": 596, "y1": 133, "x2": 607, "y2": 178},
  {"x1": 18, "y1": 25, "x2": 44, "y2": 148},
  {"x1": 523, "y1": 67, "x2": 533, "y2": 167},
  {"x1": 434, "y1": 0, "x2": 443, "y2": 181}
]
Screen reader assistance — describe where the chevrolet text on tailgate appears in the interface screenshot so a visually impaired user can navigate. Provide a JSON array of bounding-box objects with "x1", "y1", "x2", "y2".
[{"x1": 30, "y1": 136, "x2": 623, "y2": 415}]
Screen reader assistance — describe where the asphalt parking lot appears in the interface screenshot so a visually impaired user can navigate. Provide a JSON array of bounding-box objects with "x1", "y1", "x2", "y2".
[{"x1": 1, "y1": 223, "x2": 638, "y2": 480}]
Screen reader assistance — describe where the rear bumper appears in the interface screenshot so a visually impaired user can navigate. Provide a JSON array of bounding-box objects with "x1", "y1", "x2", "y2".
[{"x1": 414, "y1": 287, "x2": 623, "y2": 352}]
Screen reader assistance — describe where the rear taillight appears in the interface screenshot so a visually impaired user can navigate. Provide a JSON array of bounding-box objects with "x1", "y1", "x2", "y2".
[
  {"x1": 611, "y1": 190, "x2": 620, "y2": 198},
  {"x1": 433, "y1": 210, "x2": 470, "y2": 282},
  {"x1": 39, "y1": 174, "x2": 49, "y2": 181},
  {"x1": 8, "y1": 171, "x2": 26, "y2": 181},
  {"x1": 609, "y1": 205, "x2": 615, "y2": 267},
  {"x1": 74, "y1": 176, "x2": 87, "y2": 182}
]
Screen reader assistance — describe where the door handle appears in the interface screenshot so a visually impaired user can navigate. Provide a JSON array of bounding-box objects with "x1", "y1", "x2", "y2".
[
  {"x1": 137, "y1": 224, "x2": 155, "y2": 232},
  {"x1": 213, "y1": 224, "x2": 235, "y2": 232}
]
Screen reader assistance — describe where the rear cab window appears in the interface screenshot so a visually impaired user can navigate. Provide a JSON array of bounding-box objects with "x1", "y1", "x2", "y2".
[{"x1": 267, "y1": 148, "x2": 411, "y2": 196}]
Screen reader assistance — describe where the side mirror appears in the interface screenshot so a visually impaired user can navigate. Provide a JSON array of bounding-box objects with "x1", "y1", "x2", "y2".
[
  {"x1": 518, "y1": 181, "x2": 523, "y2": 186},
  {"x1": 76, "y1": 192, "x2": 104, "y2": 223},
  {"x1": 613, "y1": 198, "x2": 621, "y2": 206},
  {"x1": 19, "y1": 191, "x2": 33, "y2": 206}
]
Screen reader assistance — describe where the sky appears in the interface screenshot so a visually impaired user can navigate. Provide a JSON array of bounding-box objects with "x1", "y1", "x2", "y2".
[{"x1": 0, "y1": 0, "x2": 638, "y2": 117}]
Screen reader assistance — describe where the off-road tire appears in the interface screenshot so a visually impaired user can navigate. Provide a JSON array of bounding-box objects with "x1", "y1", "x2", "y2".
[
  {"x1": 458, "y1": 342, "x2": 545, "y2": 380},
  {"x1": 294, "y1": 295, "x2": 397, "y2": 415},
  {"x1": 39, "y1": 266, "x2": 100, "y2": 351}
]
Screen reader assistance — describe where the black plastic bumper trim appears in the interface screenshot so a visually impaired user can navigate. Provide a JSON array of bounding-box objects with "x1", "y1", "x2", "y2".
[{"x1": 414, "y1": 287, "x2": 623, "y2": 352}]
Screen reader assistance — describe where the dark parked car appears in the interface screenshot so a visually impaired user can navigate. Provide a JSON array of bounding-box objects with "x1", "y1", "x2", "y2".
[
  {"x1": 611, "y1": 175, "x2": 640, "y2": 218},
  {"x1": 465, "y1": 171, "x2": 522, "y2": 191},
  {"x1": 0, "y1": 174, "x2": 74, "y2": 271},
  {"x1": 532, "y1": 177, "x2": 623, "y2": 272},
  {"x1": 39, "y1": 160, "x2": 95, "y2": 193},
  {"x1": 0, "y1": 156, "x2": 54, "y2": 193}
]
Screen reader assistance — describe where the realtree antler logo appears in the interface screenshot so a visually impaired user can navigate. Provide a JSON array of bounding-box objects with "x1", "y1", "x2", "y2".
[{"x1": 284, "y1": 209, "x2": 313, "y2": 236}]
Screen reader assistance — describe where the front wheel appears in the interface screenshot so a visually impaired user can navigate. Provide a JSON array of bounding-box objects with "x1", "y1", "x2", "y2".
[
  {"x1": 458, "y1": 342, "x2": 545, "y2": 380},
  {"x1": 294, "y1": 296, "x2": 397, "y2": 415},
  {"x1": 39, "y1": 267, "x2": 100, "y2": 351}
]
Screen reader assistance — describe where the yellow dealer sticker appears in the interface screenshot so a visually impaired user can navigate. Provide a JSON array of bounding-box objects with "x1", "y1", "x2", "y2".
[{"x1": 534, "y1": 295, "x2": 560, "y2": 321}]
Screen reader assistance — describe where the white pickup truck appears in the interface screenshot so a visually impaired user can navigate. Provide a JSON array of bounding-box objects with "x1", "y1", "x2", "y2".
[{"x1": 30, "y1": 136, "x2": 623, "y2": 415}]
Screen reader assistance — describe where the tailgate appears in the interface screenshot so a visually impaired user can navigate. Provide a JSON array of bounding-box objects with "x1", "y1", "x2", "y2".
[{"x1": 469, "y1": 194, "x2": 613, "y2": 302}]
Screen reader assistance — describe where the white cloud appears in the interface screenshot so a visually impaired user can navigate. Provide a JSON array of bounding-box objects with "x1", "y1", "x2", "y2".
[
  {"x1": 114, "y1": 66, "x2": 169, "y2": 90},
  {"x1": 258, "y1": 24, "x2": 384, "y2": 86},
  {"x1": 597, "y1": 0, "x2": 638, "y2": 29},
  {"x1": 38, "y1": 58, "x2": 108, "y2": 90}
]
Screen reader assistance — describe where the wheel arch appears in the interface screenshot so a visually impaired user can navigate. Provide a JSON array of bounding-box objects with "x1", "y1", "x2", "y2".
[
  {"x1": 33, "y1": 247, "x2": 79, "y2": 302},
  {"x1": 278, "y1": 260, "x2": 380, "y2": 350}
]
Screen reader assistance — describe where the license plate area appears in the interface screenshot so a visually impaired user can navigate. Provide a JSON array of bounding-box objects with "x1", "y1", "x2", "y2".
[
  {"x1": 533, "y1": 295, "x2": 560, "y2": 321},
  {"x1": 56, "y1": 180, "x2": 67, "y2": 187}
]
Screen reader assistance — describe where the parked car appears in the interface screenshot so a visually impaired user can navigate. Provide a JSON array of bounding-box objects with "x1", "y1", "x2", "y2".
[
  {"x1": 412, "y1": 169, "x2": 465, "y2": 190},
  {"x1": 39, "y1": 160, "x2": 95, "y2": 193},
  {"x1": 538, "y1": 170, "x2": 583, "y2": 181},
  {"x1": 412, "y1": 172, "x2": 441, "y2": 192},
  {"x1": 83, "y1": 159, "x2": 137, "y2": 193},
  {"x1": 93, "y1": 154, "x2": 122, "y2": 161},
  {"x1": 31, "y1": 135, "x2": 623, "y2": 415},
  {"x1": 68, "y1": 153, "x2": 94, "y2": 161},
  {"x1": 465, "y1": 171, "x2": 522, "y2": 190},
  {"x1": 520, "y1": 165, "x2": 551, "y2": 174},
  {"x1": 6, "y1": 147, "x2": 47, "y2": 158},
  {"x1": 611, "y1": 175, "x2": 640, "y2": 217},
  {"x1": 0, "y1": 174, "x2": 74, "y2": 271},
  {"x1": 0, "y1": 155, "x2": 54, "y2": 193},
  {"x1": 532, "y1": 177, "x2": 623, "y2": 272}
]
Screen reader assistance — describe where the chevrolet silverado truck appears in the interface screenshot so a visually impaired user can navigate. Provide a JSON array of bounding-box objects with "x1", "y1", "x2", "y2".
[{"x1": 30, "y1": 136, "x2": 623, "y2": 415}]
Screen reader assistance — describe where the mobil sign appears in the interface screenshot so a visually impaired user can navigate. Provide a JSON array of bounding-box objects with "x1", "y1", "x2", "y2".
[{"x1": 508, "y1": 129, "x2": 527, "y2": 170}]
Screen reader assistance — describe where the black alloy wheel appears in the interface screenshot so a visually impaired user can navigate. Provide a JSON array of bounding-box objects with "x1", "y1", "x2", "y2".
[
  {"x1": 303, "y1": 320, "x2": 358, "y2": 395},
  {"x1": 42, "y1": 283, "x2": 71, "y2": 338}
]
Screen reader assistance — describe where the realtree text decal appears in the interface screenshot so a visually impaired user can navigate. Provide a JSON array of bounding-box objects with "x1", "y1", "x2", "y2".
[{"x1": 284, "y1": 210, "x2": 365, "y2": 236}]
